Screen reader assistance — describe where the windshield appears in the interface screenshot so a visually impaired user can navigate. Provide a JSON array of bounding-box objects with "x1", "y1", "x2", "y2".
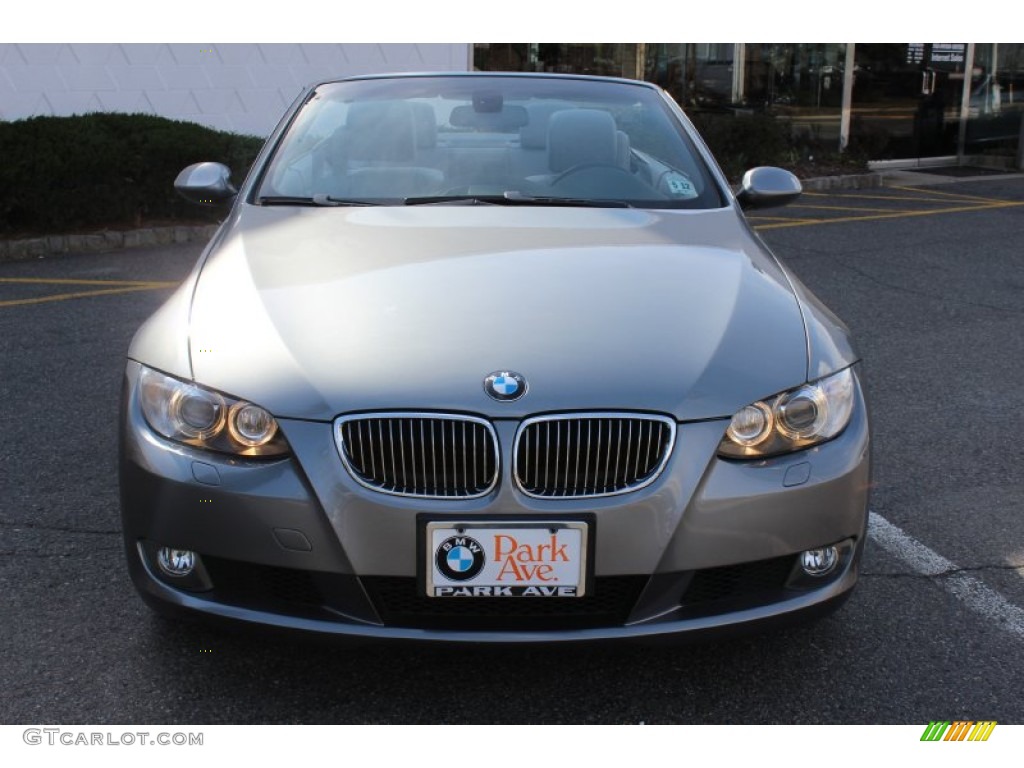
[{"x1": 256, "y1": 75, "x2": 725, "y2": 209}]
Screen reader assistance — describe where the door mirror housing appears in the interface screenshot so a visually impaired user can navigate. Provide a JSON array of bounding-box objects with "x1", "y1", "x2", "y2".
[
  {"x1": 174, "y1": 162, "x2": 237, "y2": 206},
  {"x1": 736, "y1": 166, "x2": 802, "y2": 210}
]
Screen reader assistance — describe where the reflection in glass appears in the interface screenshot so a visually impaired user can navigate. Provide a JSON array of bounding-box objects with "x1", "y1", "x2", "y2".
[
  {"x1": 967, "y1": 44, "x2": 1024, "y2": 163},
  {"x1": 474, "y1": 42, "x2": 1021, "y2": 165}
]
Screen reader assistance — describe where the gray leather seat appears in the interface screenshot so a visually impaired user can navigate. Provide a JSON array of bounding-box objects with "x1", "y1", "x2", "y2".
[
  {"x1": 515, "y1": 103, "x2": 570, "y2": 179},
  {"x1": 547, "y1": 109, "x2": 619, "y2": 173},
  {"x1": 327, "y1": 101, "x2": 443, "y2": 197}
]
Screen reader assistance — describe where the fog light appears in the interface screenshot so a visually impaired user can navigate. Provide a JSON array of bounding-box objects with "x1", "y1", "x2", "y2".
[
  {"x1": 157, "y1": 547, "x2": 196, "y2": 577},
  {"x1": 800, "y1": 546, "x2": 839, "y2": 577}
]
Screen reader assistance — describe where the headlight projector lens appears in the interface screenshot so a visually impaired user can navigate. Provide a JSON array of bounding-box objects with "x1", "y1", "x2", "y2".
[{"x1": 228, "y1": 403, "x2": 278, "y2": 447}]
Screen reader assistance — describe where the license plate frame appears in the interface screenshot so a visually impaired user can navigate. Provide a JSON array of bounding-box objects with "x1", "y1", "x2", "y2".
[{"x1": 419, "y1": 515, "x2": 594, "y2": 598}]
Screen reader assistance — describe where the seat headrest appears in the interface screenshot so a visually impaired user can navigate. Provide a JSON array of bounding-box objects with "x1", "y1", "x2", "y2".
[
  {"x1": 520, "y1": 103, "x2": 571, "y2": 149},
  {"x1": 344, "y1": 101, "x2": 417, "y2": 162},
  {"x1": 410, "y1": 102, "x2": 438, "y2": 149},
  {"x1": 547, "y1": 109, "x2": 618, "y2": 172}
]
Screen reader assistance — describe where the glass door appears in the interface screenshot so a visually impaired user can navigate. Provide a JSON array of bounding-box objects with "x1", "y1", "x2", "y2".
[
  {"x1": 966, "y1": 44, "x2": 1024, "y2": 164},
  {"x1": 849, "y1": 43, "x2": 968, "y2": 160}
]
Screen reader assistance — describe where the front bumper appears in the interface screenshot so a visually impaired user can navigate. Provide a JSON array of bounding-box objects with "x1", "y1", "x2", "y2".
[{"x1": 119, "y1": 360, "x2": 871, "y2": 643}]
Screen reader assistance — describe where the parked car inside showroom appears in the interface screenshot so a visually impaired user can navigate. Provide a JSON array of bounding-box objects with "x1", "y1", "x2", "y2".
[{"x1": 119, "y1": 72, "x2": 870, "y2": 642}]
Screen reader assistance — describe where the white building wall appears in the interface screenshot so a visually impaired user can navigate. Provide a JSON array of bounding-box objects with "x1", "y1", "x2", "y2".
[{"x1": 0, "y1": 43, "x2": 471, "y2": 136}]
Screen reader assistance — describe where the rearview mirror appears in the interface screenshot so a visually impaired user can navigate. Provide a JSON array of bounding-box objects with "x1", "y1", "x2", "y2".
[
  {"x1": 174, "y1": 162, "x2": 237, "y2": 206},
  {"x1": 736, "y1": 166, "x2": 802, "y2": 210}
]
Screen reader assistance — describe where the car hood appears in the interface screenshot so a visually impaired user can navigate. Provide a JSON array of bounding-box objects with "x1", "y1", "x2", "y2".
[{"x1": 184, "y1": 205, "x2": 808, "y2": 421}]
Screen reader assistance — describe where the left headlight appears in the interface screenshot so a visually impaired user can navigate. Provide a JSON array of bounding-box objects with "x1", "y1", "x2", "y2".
[
  {"x1": 138, "y1": 366, "x2": 289, "y2": 457},
  {"x1": 717, "y1": 367, "x2": 855, "y2": 459}
]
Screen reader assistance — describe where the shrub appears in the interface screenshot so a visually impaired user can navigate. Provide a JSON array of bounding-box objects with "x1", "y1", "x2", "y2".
[
  {"x1": 691, "y1": 111, "x2": 868, "y2": 181},
  {"x1": 0, "y1": 113, "x2": 264, "y2": 236},
  {"x1": 691, "y1": 112, "x2": 793, "y2": 181}
]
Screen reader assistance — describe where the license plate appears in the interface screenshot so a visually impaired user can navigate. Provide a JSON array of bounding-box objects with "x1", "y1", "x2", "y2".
[{"x1": 425, "y1": 521, "x2": 588, "y2": 598}]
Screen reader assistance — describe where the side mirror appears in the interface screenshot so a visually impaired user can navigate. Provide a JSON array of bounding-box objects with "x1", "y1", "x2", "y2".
[
  {"x1": 174, "y1": 162, "x2": 237, "y2": 206},
  {"x1": 736, "y1": 166, "x2": 802, "y2": 210}
]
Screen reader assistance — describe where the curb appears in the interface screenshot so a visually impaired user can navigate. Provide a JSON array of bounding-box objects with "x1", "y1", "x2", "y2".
[
  {"x1": 0, "y1": 172, "x2": 892, "y2": 262},
  {"x1": 798, "y1": 172, "x2": 883, "y2": 191},
  {"x1": 0, "y1": 223, "x2": 220, "y2": 263}
]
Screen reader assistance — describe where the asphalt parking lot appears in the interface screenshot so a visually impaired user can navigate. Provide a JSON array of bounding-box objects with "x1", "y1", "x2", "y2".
[{"x1": 1, "y1": 176, "x2": 1022, "y2": 724}]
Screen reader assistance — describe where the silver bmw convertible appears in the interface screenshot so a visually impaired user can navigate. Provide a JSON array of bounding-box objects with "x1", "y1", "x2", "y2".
[{"x1": 119, "y1": 72, "x2": 870, "y2": 642}]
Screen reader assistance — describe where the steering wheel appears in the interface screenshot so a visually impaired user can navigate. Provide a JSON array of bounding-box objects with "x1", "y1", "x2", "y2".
[{"x1": 550, "y1": 163, "x2": 633, "y2": 185}]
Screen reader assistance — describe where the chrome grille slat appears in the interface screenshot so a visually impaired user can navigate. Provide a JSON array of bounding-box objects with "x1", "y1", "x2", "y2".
[
  {"x1": 419, "y1": 421, "x2": 427, "y2": 491},
  {"x1": 573, "y1": 420, "x2": 581, "y2": 494},
  {"x1": 471, "y1": 424, "x2": 477, "y2": 491},
  {"x1": 543, "y1": 421, "x2": 550, "y2": 491},
  {"x1": 461, "y1": 421, "x2": 467, "y2": 492},
  {"x1": 610, "y1": 417, "x2": 618, "y2": 489},
  {"x1": 623, "y1": 420, "x2": 633, "y2": 490},
  {"x1": 598, "y1": 421, "x2": 606, "y2": 493},
  {"x1": 439, "y1": 419, "x2": 447, "y2": 495},
  {"x1": 398, "y1": 420, "x2": 407, "y2": 490},
  {"x1": 556, "y1": 421, "x2": 563, "y2": 494},
  {"x1": 581, "y1": 420, "x2": 590, "y2": 494},
  {"x1": 451, "y1": 421, "x2": 458, "y2": 495},
  {"x1": 337, "y1": 414, "x2": 498, "y2": 499},
  {"x1": 371, "y1": 423, "x2": 378, "y2": 481},
  {"x1": 430, "y1": 420, "x2": 437, "y2": 493},
  {"x1": 353, "y1": 423, "x2": 364, "y2": 479},
  {"x1": 388, "y1": 420, "x2": 397, "y2": 490},
  {"x1": 514, "y1": 414, "x2": 675, "y2": 499},
  {"x1": 634, "y1": 420, "x2": 645, "y2": 479}
]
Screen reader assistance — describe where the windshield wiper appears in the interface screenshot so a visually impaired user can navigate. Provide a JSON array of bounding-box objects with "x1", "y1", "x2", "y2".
[
  {"x1": 502, "y1": 192, "x2": 631, "y2": 208},
  {"x1": 402, "y1": 195, "x2": 508, "y2": 206},
  {"x1": 403, "y1": 192, "x2": 631, "y2": 208},
  {"x1": 261, "y1": 193, "x2": 631, "y2": 208},
  {"x1": 256, "y1": 195, "x2": 377, "y2": 207}
]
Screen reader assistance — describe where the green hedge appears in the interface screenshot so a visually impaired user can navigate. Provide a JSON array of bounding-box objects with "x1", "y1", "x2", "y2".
[
  {"x1": 692, "y1": 112, "x2": 792, "y2": 180},
  {"x1": 692, "y1": 111, "x2": 868, "y2": 182},
  {"x1": 0, "y1": 113, "x2": 264, "y2": 236}
]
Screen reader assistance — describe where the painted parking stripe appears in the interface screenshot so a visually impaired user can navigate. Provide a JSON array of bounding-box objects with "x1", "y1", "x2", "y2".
[
  {"x1": 868, "y1": 512, "x2": 1024, "y2": 641},
  {"x1": 0, "y1": 277, "x2": 174, "y2": 287},
  {"x1": 802, "y1": 190, "x2": 1008, "y2": 205},
  {"x1": 788, "y1": 203, "x2": 925, "y2": 214},
  {"x1": 0, "y1": 285, "x2": 175, "y2": 308},
  {"x1": 746, "y1": 216, "x2": 822, "y2": 224},
  {"x1": 0, "y1": 277, "x2": 176, "y2": 308},
  {"x1": 750, "y1": 184, "x2": 1024, "y2": 230},
  {"x1": 754, "y1": 200, "x2": 1020, "y2": 231},
  {"x1": 886, "y1": 184, "x2": 1017, "y2": 204}
]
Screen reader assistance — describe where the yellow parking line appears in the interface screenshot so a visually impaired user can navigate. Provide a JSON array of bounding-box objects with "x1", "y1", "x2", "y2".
[
  {"x1": 804, "y1": 191, "x2": 904, "y2": 198},
  {"x1": 789, "y1": 204, "x2": 928, "y2": 214},
  {"x1": 0, "y1": 284, "x2": 174, "y2": 308},
  {"x1": 754, "y1": 201, "x2": 1021, "y2": 230},
  {"x1": 802, "y1": 191, "x2": 998, "y2": 205},
  {"x1": 747, "y1": 216, "x2": 822, "y2": 224},
  {"x1": 886, "y1": 185, "x2": 1015, "y2": 204},
  {"x1": 0, "y1": 277, "x2": 175, "y2": 287}
]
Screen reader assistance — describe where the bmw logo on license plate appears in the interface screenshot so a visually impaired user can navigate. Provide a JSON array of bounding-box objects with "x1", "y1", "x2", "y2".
[
  {"x1": 435, "y1": 535, "x2": 485, "y2": 581},
  {"x1": 484, "y1": 371, "x2": 527, "y2": 402}
]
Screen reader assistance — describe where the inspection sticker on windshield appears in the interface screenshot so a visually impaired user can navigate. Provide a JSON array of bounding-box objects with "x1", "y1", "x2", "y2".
[
  {"x1": 665, "y1": 173, "x2": 698, "y2": 198},
  {"x1": 425, "y1": 521, "x2": 588, "y2": 597}
]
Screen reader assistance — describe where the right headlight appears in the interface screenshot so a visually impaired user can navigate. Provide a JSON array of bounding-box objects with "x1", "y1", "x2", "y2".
[
  {"x1": 717, "y1": 367, "x2": 855, "y2": 459},
  {"x1": 138, "y1": 366, "x2": 289, "y2": 458}
]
